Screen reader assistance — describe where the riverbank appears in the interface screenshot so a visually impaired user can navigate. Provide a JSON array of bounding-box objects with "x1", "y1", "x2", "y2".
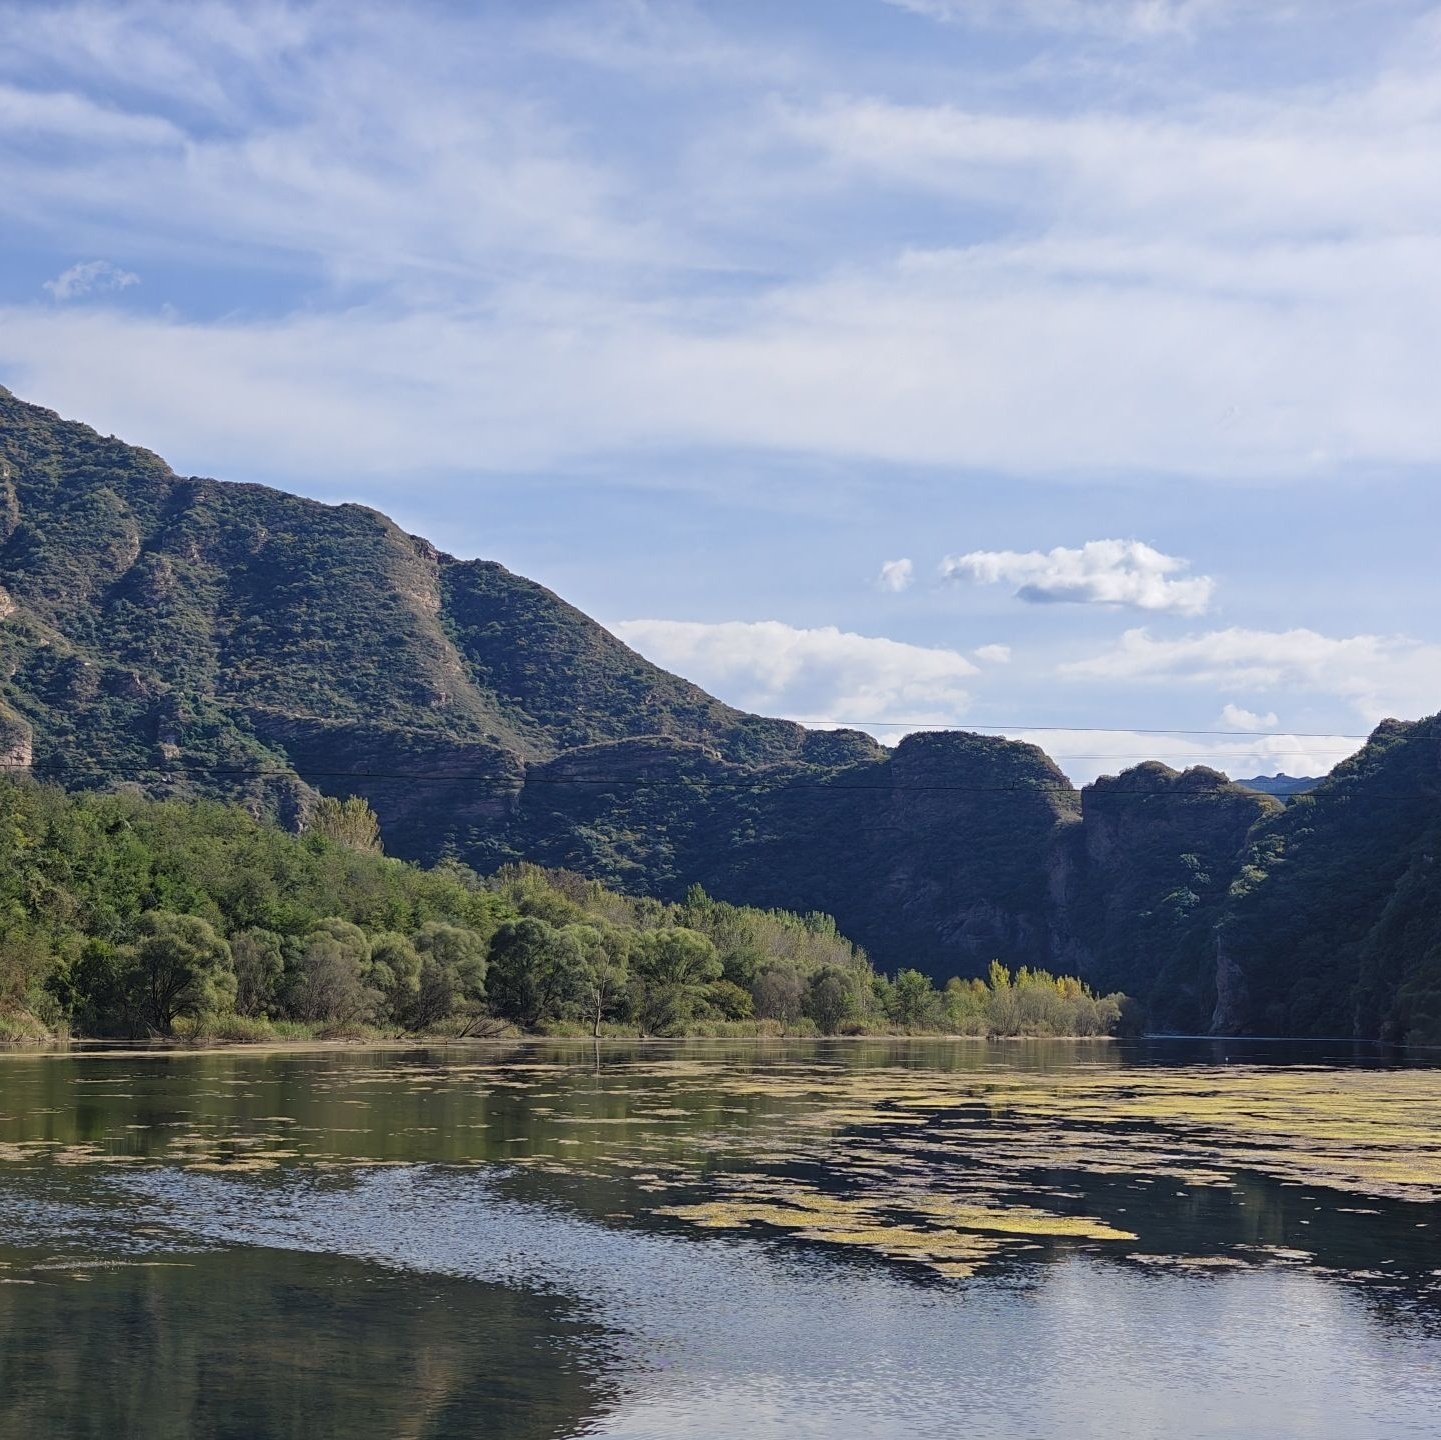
[{"x1": 0, "y1": 1014, "x2": 1124, "y2": 1053}]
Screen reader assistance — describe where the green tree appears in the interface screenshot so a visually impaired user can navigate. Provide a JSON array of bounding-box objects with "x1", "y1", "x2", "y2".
[
  {"x1": 486, "y1": 917, "x2": 587, "y2": 1027},
  {"x1": 630, "y1": 927, "x2": 722, "y2": 1035},
  {"x1": 409, "y1": 922, "x2": 488, "y2": 1029},
  {"x1": 806, "y1": 965, "x2": 862, "y2": 1034},
  {"x1": 887, "y1": 968, "x2": 940, "y2": 1031},
  {"x1": 123, "y1": 911, "x2": 235, "y2": 1033},
  {"x1": 942, "y1": 975, "x2": 988, "y2": 1034},
  {"x1": 309, "y1": 795, "x2": 383, "y2": 854},
  {"x1": 232, "y1": 928, "x2": 284, "y2": 1018},
  {"x1": 288, "y1": 918, "x2": 379, "y2": 1024},
  {"x1": 368, "y1": 932, "x2": 423, "y2": 1021},
  {"x1": 707, "y1": 978, "x2": 754, "y2": 1021},
  {"x1": 570, "y1": 924, "x2": 630, "y2": 1037}
]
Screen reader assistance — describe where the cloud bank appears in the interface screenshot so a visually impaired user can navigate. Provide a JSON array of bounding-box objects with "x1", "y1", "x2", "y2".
[
  {"x1": 608, "y1": 618, "x2": 976, "y2": 732},
  {"x1": 1063, "y1": 626, "x2": 1441, "y2": 724},
  {"x1": 0, "y1": 3, "x2": 1439, "y2": 484},
  {"x1": 1218, "y1": 702, "x2": 1278, "y2": 731}
]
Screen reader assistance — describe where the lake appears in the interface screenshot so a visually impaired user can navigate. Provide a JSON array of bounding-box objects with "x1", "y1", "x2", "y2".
[{"x1": 1, "y1": 1038, "x2": 1439, "y2": 1438}]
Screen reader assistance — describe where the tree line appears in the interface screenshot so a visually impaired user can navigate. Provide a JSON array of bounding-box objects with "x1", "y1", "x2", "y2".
[{"x1": 0, "y1": 780, "x2": 1127, "y2": 1041}]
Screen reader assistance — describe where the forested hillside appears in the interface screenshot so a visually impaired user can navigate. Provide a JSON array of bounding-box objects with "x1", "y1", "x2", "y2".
[
  {"x1": 1215, "y1": 716, "x2": 1441, "y2": 1043},
  {"x1": 0, "y1": 778, "x2": 1123, "y2": 1041},
  {"x1": 1, "y1": 389, "x2": 1438, "y2": 1042}
]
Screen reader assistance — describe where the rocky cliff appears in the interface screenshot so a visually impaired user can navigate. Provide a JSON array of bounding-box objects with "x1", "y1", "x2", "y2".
[{"x1": 2, "y1": 388, "x2": 1436, "y2": 1038}]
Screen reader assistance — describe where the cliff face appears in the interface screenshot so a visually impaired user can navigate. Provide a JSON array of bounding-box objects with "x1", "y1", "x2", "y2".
[
  {"x1": 1050, "y1": 764, "x2": 1279, "y2": 1032},
  {"x1": 3, "y1": 388, "x2": 1438, "y2": 1037},
  {"x1": 1212, "y1": 715, "x2": 1441, "y2": 1043}
]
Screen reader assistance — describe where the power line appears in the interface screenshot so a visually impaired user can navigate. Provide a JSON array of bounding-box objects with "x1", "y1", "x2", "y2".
[{"x1": 816, "y1": 721, "x2": 1385, "y2": 740}]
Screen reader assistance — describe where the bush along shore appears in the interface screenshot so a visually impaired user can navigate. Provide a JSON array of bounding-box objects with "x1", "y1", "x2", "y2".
[{"x1": 0, "y1": 780, "x2": 1130, "y2": 1044}]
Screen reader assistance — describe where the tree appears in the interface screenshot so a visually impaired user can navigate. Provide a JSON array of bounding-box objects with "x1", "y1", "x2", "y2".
[
  {"x1": 408, "y1": 922, "x2": 487, "y2": 1029},
  {"x1": 232, "y1": 928, "x2": 285, "y2": 1017},
  {"x1": 887, "y1": 968, "x2": 940, "y2": 1031},
  {"x1": 486, "y1": 917, "x2": 587, "y2": 1028},
  {"x1": 943, "y1": 975, "x2": 988, "y2": 1034},
  {"x1": 123, "y1": 911, "x2": 235, "y2": 1033},
  {"x1": 630, "y1": 927, "x2": 722, "y2": 1035},
  {"x1": 570, "y1": 924, "x2": 630, "y2": 1037},
  {"x1": 0, "y1": 927, "x2": 48, "y2": 1011},
  {"x1": 753, "y1": 964, "x2": 806, "y2": 1025},
  {"x1": 288, "y1": 919, "x2": 379, "y2": 1024},
  {"x1": 309, "y1": 795, "x2": 383, "y2": 854},
  {"x1": 806, "y1": 966, "x2": 862, "y2": 1034},
  {"x1": 368, "y1": 932, "x2": 423, "y2": 1021},
  {"x1": 707, "y1": 979, "x2": 754, "y2": 1021},
  {"x1": 984, "y1": 960, "x2": 1021, "y2": 1035}
]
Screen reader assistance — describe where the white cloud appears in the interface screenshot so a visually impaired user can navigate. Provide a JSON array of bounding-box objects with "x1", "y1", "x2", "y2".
[
  {"x1": 941, "y1": 539, "x2": 1213, "y2": 615},
  {"x1": 608, "y1": 618, "x2": 976, "y2": 733},
  {"x1": 43, "y1": 259, "x2": 139, "y2": 302},
  {"x1": 1, "y1": 4, "x2": 1440, "y2": 487},
  {"x1": 1218, "y1": 702, "x2": 1278, "y2": 730},
  {"x1": 775, "y1": 91, "x2": 1441, "y2": 246},
  {"x1": 877, "y1": 557, "x2": 914, "y2": 592},
  {"x1": 1062, "y1": 626, "x2": 1441, "y2": 725},
  {"x1": 0, "y1": 9, "x2": 674, "y2": 291},
  {"x1": 974, "y1": 643, "x2": 1012, "y2": 664}
]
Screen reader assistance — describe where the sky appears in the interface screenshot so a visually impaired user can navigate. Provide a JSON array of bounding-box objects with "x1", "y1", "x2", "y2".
[{"x1": 2, "y1": 0, "x2": 1439, "y2": 784}]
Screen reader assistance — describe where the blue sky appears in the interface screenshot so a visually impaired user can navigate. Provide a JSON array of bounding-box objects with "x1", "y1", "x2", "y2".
[{"x1": 2, "y1": 0, "x2": 1439, "y2": 782}]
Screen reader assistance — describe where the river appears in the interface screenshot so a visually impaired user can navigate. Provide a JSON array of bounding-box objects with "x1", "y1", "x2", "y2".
[{"x1": 1, "y1": 1038, "x2": 1438, "y2": 1438}]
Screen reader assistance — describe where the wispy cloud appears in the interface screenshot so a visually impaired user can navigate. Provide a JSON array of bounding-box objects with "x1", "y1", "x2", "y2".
[
  {"x1": 1218, "y1": 702, "x2": 1278, "y2": 730},
  {"x1": 876, "y1": 557, "x2": 914, "y2": 592},
  {"x1": 0, "y1": 3, "x2": 1439, "y2": 485},
  {"x1": 942, "y1": 539, "x2": 1213, "y2": 615},
  {"x1": 608, "y1": 618, "x2": 976, "y2": 732},
  {"x1": 880, "y1": 0, "x2": 1249, "y2": 41},
  {"x1": 0, "y1": 6, "x2": 674, "y2": 292},
  {"x1": 43, "y1": 259, "x2": 139, "y2": 301}
]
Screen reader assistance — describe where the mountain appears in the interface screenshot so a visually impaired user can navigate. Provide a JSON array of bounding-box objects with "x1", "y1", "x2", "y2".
[
  {"x1": 1, "y1": 388, "x2": 1437, "y2": 1041},
  {"x1": 1233, "y1": 773, "x2": 1320, "y2": 800},
  {"x1": 0, "y1": 386, "x2": 858, "y2": 846},
  {"x1": 1215, "y1": 716, "x2": 1441, "y2": 1042}
]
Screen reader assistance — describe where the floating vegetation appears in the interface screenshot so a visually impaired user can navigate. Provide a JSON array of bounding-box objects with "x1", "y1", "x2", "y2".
[
  {"x1": 655, "y1": 1180, "x2": 1133, "y2": 1278},
  {"x1": 1, "y1": 1041, "x2": 1438, "y2": 1287}
]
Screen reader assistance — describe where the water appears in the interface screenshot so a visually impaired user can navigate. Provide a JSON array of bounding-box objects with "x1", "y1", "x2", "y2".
[{"x1": 1, "y1": 1039, "x2": 1438, "y2": 1438}]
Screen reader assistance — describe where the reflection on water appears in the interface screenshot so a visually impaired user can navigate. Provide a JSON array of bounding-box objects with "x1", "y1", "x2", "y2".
[
  {"x1": 1, "y1": 1039, "x2": 1439, "y2": 1438},
  {"x1": 0, "y1": 1241, "x2": 610, "y2": 1440}
]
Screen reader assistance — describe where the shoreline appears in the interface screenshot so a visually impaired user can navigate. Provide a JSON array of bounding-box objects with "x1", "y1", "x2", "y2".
[{"x1": 0, "y1": 1031, "x2": 1128, "y2": 1060}]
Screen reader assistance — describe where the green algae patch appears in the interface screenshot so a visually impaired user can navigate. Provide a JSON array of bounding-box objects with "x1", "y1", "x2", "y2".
[{"x1": 655, "y1": 1175, "x2": 1135, "y2": 1278}]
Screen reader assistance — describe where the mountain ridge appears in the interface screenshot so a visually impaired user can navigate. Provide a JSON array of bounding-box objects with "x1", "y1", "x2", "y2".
[{"x1": 2, "y1": 387, "x2": 1436, "y2": 1040}]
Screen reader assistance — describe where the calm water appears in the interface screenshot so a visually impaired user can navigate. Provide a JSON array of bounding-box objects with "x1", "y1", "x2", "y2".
[{"x1": 1, "y1": 1039, "x2": 1439, "y2": 1438}]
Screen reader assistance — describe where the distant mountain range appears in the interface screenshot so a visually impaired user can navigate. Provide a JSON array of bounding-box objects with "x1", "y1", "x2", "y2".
[{"x1": 2, "y1": 388, "x2": 1437, "y2": 1043}]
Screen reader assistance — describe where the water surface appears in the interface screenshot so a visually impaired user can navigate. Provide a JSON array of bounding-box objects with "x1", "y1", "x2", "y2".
[{"x1": 2, "y1": 1039, "x2": 1438, "y2": 1437}]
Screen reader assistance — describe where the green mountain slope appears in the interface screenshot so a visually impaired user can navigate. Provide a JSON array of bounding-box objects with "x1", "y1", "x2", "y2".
[
  {"x1": 2, "y1": 387, "x2": 1437, "y2": 1039},
  {"x1": 0, "y1": 386, "x2": 835, "y2": 797},
  {"x1": 1215, "y1": 716, "x2": 1441, "y2": 1042}
]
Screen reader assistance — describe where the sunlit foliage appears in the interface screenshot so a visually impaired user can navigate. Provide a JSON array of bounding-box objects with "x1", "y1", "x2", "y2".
[{"x1": 0, "y1": 776, "x2": 1124, "y2": 1040}]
